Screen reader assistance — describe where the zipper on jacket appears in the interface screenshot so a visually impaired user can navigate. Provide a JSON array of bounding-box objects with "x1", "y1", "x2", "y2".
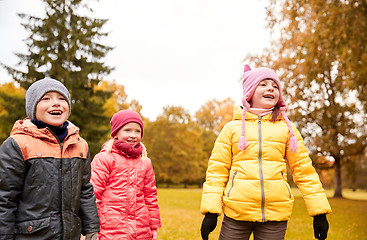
[
  {"x1": 258, "y1": 116, "x2": 266, "y2": 222},
  {"x1": 227, "y1": 171, "x2": 237, "y2": 197},
  {"x1": 281, "y1": 172, "x2": 292, "y2": 198},
  {"x1": 47, "y1": 127, "x2": 64, "y2": 219}
]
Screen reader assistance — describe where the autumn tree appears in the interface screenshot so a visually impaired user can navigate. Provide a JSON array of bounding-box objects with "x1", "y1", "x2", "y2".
[
  {"x1": 96, "y1": 80, "x2": 143, "y2": 142},
  {"x1": 246, "y1": 0, "x2": 367, "y2": 197},
  {"x1": 0, "y1": 83, "x2": 26, "y2": 143},
  {"x1": 195, "y1": 97, "x2": 236, "y2": 134},
  {"x1": 99, "y1": 81, "x2": 130, "y2": 118},
  {"x1": 0, "y1": 0, "x2": 114, "y2": 157},
  {"x1": 195, "y1": 98, "x2": 236, "y2": 183},
  {"x1": 144, "y1": 106, "x2": 207, "y2": 187}
]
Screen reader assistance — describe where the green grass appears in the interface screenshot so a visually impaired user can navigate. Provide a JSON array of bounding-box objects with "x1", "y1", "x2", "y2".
[{"x1": 157, "y1": 188, "x2": 367, "y2": 240}]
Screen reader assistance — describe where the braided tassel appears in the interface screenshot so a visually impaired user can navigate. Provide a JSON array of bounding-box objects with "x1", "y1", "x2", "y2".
[
  {"x1": 238, "y1": 107, "x2": 248, "y2": 151},
  {"x1": 281, "y1": 111, "x2": 299, "y2": 153},
  {"x1": 288, "y1": 135, "x2": 298, "y2": 153},
  {"x1": 238, "y1": 135, "x2": 248, "y2": 151}
]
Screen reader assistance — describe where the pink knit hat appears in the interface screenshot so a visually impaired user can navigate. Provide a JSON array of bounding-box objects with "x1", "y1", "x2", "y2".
[
  {"x1": 110, "y1": 110, "x2": 144, "y2": 138},
  {"x1": 238, "y1": 64, "x2": 298, "y2": 153}
]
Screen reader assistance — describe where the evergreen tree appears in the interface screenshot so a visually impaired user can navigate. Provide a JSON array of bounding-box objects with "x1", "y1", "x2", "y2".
[{"x1": 1, "y1": 0, "x2": 114, "y2": 157}]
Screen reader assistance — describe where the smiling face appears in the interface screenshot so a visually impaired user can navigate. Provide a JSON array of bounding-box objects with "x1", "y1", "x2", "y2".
[
  {"x1": 250, "y1": 79, "x2": 280, "y2": 109},
  {"x1": 115, "y1": 122, "x2": 142, "y2": 147},
  {"x1": 35, "y1": 91, "x2": 69, "y2": 127}
]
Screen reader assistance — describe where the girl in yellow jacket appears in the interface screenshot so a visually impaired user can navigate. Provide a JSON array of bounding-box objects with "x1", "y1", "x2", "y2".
[{"x1": 200, "y1": 65, "x2": 331, "y2": 240}]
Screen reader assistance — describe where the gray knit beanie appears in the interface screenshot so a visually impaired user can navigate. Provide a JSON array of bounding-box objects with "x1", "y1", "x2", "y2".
[{"x1": 25, "y1": 77, "x2": 71, "y2": 119}]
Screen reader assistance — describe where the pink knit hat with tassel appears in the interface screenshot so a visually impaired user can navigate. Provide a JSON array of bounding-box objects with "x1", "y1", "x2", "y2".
[{"x1": 238, "y1": 64, "x2": 299, "y2": 153}]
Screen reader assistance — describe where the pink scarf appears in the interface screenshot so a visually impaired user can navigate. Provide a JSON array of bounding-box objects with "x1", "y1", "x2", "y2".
[{"x1": 113, "y1": 140, "x2": 143, "y2": 158}]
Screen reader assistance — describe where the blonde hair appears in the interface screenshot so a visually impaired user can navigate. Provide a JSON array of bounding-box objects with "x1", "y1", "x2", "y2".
[{"x1": 103, "y1": 138, "x2": 147, "y2": 160}]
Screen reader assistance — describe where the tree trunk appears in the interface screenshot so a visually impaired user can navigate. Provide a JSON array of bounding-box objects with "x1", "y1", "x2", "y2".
[{"x1": 333, "y1": 156, "x2": 343, "y2": 198}]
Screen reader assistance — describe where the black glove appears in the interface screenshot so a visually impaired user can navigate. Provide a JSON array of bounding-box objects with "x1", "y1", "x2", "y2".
[
  {"x1": 200, "y1": 213, "x2": 218, "y2": 240},
  {"x1": 313, "y1": 214, "x2": 329, "y2": 240}
]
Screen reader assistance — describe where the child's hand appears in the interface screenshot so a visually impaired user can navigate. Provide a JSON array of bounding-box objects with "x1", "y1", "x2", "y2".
[
  {"x1": 200, "y1": 213, "x2": 218, "y2": 240},
  {"x1": 85, "y1": 232, "x2": 99, "y2": 240},
  {"x1": 313, "y1": 214, "x2": 329, "y2": 240},
  {"x1": 151, "y1": 228, "x2": 158, "y2": 240}
]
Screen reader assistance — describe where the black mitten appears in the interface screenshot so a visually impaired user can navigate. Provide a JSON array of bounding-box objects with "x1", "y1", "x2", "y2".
[
  {"x1": 313, "y1": 214, "x2": 329, "y2": 240},
  {"x1": 200, "y1": 213, "x2": 218, "y2": 240}
]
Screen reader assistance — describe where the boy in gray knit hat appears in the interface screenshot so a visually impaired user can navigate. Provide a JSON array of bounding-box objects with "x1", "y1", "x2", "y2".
[
  {"x1": 0, "y1": 77, "x2": 100, "y2": 240},
  {"x1": 25, "y1": 77, "x2": 71, "y2": 120}
]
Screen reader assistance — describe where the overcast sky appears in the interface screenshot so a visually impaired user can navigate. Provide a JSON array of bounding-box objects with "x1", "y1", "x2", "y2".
[{"x1": 0, "y1": 0, "x2": 271, "y2": 120}]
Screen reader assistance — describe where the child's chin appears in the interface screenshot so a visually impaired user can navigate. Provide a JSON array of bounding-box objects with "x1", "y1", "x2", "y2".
[
  {"x1": 46, "y1": 119, "x2": 66, "y2": 127},
  {"x1": 127, "y1": 142, "x2": 137, "y2": 147}
]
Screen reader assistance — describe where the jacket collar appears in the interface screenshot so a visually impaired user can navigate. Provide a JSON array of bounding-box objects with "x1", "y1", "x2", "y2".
[
  {"x1": 232, "y1": 105, "x2": 281, "y2": 121},
  {"x1": 10, "y1": 118, "x2": 79, "y2": 143}
]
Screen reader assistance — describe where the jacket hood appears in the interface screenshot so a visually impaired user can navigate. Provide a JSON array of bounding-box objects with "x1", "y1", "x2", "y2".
[{"x1": 10, "y1": 118, "x2": 79, "y2": 142}]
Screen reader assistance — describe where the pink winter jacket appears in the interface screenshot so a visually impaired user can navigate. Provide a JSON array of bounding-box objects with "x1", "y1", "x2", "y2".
[{"x1": 90, "y1": 144, "x2": 161, "y2": 240}]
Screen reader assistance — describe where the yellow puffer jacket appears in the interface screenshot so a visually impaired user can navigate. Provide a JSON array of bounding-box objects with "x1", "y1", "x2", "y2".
[{"x1": 200, "y1": 106, "x2": 331, "y2": 222}]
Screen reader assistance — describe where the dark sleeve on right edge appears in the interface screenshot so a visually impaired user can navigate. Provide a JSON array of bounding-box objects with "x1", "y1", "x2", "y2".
[{"x1": 0, "y1": 137, "x2": 26, "y2": 240}]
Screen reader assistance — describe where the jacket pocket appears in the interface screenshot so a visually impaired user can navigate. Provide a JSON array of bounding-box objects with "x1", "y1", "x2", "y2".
[
  {"x1": 101, "y1": 205, "x2": 127, "y2": 230},
  {"x1": 15, "y1": 217, "x2": 51, "y2": 234},
  {"x1": 281, "y1": 172, "x2": 292, "y2": 199},
  {"x1": 227, "y1": 171, "x2": 237, "y2": 198}
]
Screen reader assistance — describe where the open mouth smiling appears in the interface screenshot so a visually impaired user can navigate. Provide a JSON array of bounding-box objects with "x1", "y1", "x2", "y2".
[
  {"x1": 49, "y1": 110, "x2": 63, "y2": 115},
  {"x1": 263, "y1": 95, "x2": 275, "y2": 99}
]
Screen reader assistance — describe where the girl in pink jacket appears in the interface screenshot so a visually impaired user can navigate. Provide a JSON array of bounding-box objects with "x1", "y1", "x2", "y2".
[{"x1": 91, "y1": 110, "x2": 161, "y2": 240}]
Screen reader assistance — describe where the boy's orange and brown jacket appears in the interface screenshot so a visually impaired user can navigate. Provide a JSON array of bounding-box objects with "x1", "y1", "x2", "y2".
[
  {"x1": 200, "y1": 106, "x2": 331, "y2": 222},
  {"x1": 0, "y1": 119, "x2": 100, "y2": 240}
]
